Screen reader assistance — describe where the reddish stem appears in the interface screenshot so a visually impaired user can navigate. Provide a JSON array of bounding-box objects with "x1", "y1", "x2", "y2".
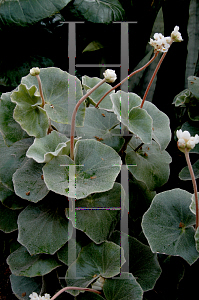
[
  {"x1": 184, "y1": 148, "x2": 199, "y2": 229},
  {"x1": 140, "y1": 51, "x2": 167, "y2": 108},
  {"x1": 95, "y1": 52, "x2": 159, "y2": 108},
  {"x1": 50, "y1": 286, "x2": 101, "y2": 300},
  {"x1": 70, "y1": 78, "x2": 106, "y2": 160}
]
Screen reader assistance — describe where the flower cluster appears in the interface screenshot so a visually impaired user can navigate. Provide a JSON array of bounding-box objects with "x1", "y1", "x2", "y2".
[
  {"x1": 149, "y1": 33, "x2": 171, "y2": 53},
  {"x1": 91, "y1": 276, "x2": 105, "y2": 291},
  {"x1": 103, "y1": 69, "x2": 117, "y2": 83},
  {"x1": 29, "y1": 292, "x2": 51, "y2": 300},
  {"x1": 176, "y1": 129, "x2": 199, "y2": 151},
  {"x1": 149, "y1": 26, "x2": 183, "y2": 53}
]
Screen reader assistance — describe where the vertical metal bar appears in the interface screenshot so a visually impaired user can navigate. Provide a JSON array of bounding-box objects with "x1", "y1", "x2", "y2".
[
  {"x1": 120, "y1": 164, "x2": 129, "y2": 273},
  {"x1": 120, "y1": 22, "x2": 129, "y2": 93},
  {"x1": 68, "y1": 22, "x2": 76, "y2": 76}
]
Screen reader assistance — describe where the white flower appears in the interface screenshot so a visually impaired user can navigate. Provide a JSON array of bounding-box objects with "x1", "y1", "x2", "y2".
[
  {"x1": 176, "y1": 130, "x2": 190, "y2": 142},
  {"x1": 103, "y1": 69, "x2": 117, "y2": 83},
  {"x1": 149, "y1": 26, "x2": 182, "y2": 53},
  {"x1": 30, "y1": 67, "x2": 40, "y2": 76},
  {"x1": 171, "y1": 26, "x2": 183, "y2": 42},
  {"x1": 29, "y1": 292, "x2": 40, "y2": 300},
  {"x1": 176, "y1": 129, "x2": 199, "y2": 151},
  {"x1": 41, "y1": 294, "x2": 51, "y2": 300},
  {"x1": 149, "y1": 33, "x2": 171, "y2": 53},
  {"x1": 29, "y1": 293, "x2": 51, "y2": 300}
]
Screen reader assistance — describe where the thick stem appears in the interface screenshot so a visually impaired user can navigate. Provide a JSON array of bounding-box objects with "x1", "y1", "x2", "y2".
[
  {"x1": 95, "y1": 52, "x2": 159, "y2": 108},
  {"x1": 50, "y1": 287, "x2": 101, "y2": 300},
  {"x1": 70, "y1": 78, "x2": 106, "y2": 160},
  {"x1": 184, "y1": 148, "x2": 199, "y2": 229},
  {"x1": 36, "y1": 74, "x2": 45, "y2": 108}
]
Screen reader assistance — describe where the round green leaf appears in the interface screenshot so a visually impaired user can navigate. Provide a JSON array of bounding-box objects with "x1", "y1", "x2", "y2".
[
  {"x1": 0, "y1": 201, "x2": 19, "y2": 233},
  {"x1": 173, "y1": 89, "x2": 192, "y2": 107},
  {"x1": 57, "y1": 238, "x2": 82, "y2": 266},
  {"x1": 73, "y1": 0, "x2": 124, "y2": 24},
  {"x1": 75, "y1": 140, "x2": 122, "y2": 199},
  {"x1": 10, "y1": 274, "x2": 42, "y2": 300},
  {"x1": 188, "y1": 76, "x2": 199, "y2": 99},
  {"x1": 0, "y1": 134, "x2": 33, "y2": 190},
  {"x1": 142, "y1": 101, "x2": 171, "y2": 150},
  {"x1": 69, "y1": 183, "x2": 125, "y2": 243},
  {"x1": 76, "y1": 107, "x2": 124, "y2": 152},
  {"x1": 0, "y1": 181, "x2": 14, "y2": 202},
  {"x1": 0, "y1": 174, "x2": 27, "y2": 210},
  {"x1": 111, "y1": 91, "x2": 152, "y2": 144},
  {"x1": 82, "y1": 76, "x2": 114, "y2": 110},
  {"x1": 13, "y1": 159, "x2": 49, "y2": 202},
  {"x1": 43, "y1": 155, "x2": 74, "y2": 198},
  {"x1": 66, "y1": 241, "x2": 125, "y2": 296},
  {"x1": 74, "y1": 140, "x2": 121, "y2": 198},
  {"x1": 126, "y1": 140, "x2": 171, "y2": 190},
  {"x1": 11, "y1": 84, "x2": 49, "y2": 138},
  {"x1": 0, "y1": 0, "x2": 72, "y2": 27},
  {"x1": 18, "y1": 199, "x2": 73, "y2": 255},
  {"x1": 103, "y1": 273, "x2": 143, "y2": 300},
  {"x1": 109, "y1": 231, "x2": 161, "y2": 291},
  {"x1": 7, "y1": 245, "x2": 61, "y2": 277},
  {"x1": 21, "y1": 67, "x2": 85, "y2": 126},
  {"x1": 142, "y1": 189, "x2": 199, "y2": 265},
  {"x1": 0, "y1": 92, "x2": 28, "y2": 146},
  {"x1": 43, "y1": 139, "x2": 121, "y2": 199},
  {"x1": 129, "y1": 107, "x2": 152, "y2": 144},
  {"x1": 1, "y1": 193, "x2": 27, "y2": 210},
  {"x1": 26, "y1": 131, "x2": 71, "y2": 163},
  {"x1": 179, "y1": 159, "x2": 199, "y2": 180},
  {"x1": 50, "y1": 121, "x2": 71, "y2": 136},
  {"x1": 110, "y1": 90, "x2": 141, "y2": 127}
]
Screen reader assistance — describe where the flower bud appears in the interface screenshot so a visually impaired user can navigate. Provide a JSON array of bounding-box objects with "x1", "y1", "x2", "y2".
[
  {"x1": 29, "y1": 292, "x2": 40, "y2": 300},
  {"x1": 171, "y1": 26, "x2": 183, "y2": 42},
  {"x1": 30, "y1": 67, "x2": 40, "y2": 76},
  {"x1": 103, "y1": 69, "x2": 117, "y2": 83}
]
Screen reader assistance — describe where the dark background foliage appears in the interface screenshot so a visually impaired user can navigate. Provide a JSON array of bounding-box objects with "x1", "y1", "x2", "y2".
[{"x1": 0, "y1": 0, "x2": 198, "y2": 299}]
